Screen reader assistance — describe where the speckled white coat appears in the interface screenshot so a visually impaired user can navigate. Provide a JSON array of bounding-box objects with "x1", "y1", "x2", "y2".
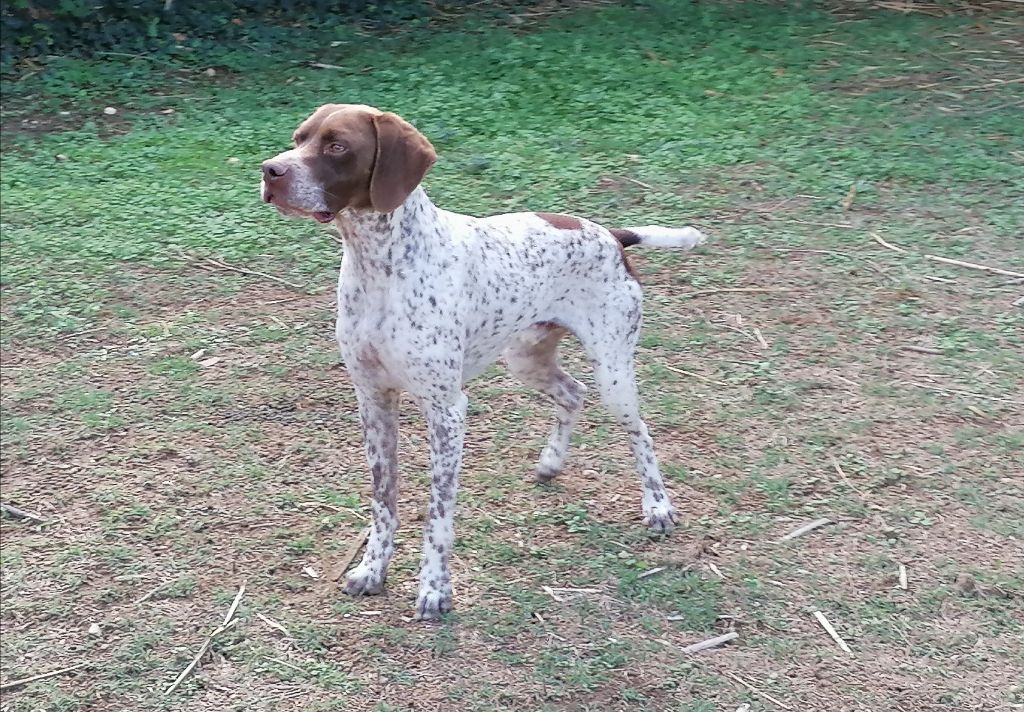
[{"x1": 329, "y1": 187, "x2": 704, "y2": 619}]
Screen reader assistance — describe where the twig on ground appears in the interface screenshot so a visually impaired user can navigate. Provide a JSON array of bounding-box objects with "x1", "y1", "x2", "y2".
[
  {"x1": 329, "y1": 526, "x2": 371, "y2": 582},
  {"x1": 0, "y1": 502, "x2": 44, "y2": 523},
  {"x1": 256, "y1": 612, "x2": 290, "y2": 636},
  {"x1": 871, "y1": 232, "x2": 908, "y2": 253},
  {"x1": 901, "y1": 345, "x2": 942, "y2": 355},
  {"x1": 898, "y1": 564, "x2": 908, "y2": 591},
  {"x1": 164, "y1": 623, "x2": 236, "y2": 696},
  {"x1": 871, "y1": 233, "x2": 1024, "y2": 278},
  {"x1": 136, "y1": 580, "x2": 173, "y2": 604},
  {"x1": 175, "y1": 249, "x2": 307, "y2": 291},
  {"x1": 542, "y1": 586, "x2": 565, "y2": 602},
  {"x1": 662, "y1": 364, "x2": 728, "y2": 386},
  {"x1": 199, "y1": 255, "x2": 307, "y2": 290},
  {"x1": 545, "y1": 586, "x2": 600, "y2": 593},
  {"x1": 680, "y1": 288, "x2": 798, "y2": 298},
  {"x1": 707, "y1": 562, "x2": 725, "y2": 579},
  {"x1": 542, "y1": 585, "x2": 599, "y2": 602},
  {"x1": 0, "y1": 662, "x2": 91, "y2": 691},
  {"x1": 907, "y1": 380, "x2": 1024, "y2": 405},
  {"x1": 623, "y1": 176, "x2": 654, "y2": 190},
  {"x1": 164, "y1": 582, "x2": 246, "y2": 695},
  {"x1": 829, "y1": 456, "x2": 868, "y2": 499},
  {"x1": 220, "y1": 582, "x2": 247, "y2": 625},
  {"x1": 753, "y1": 328, "x2": 770, "y2": 350},
  {"x1": 779, "y1": 517, "x2": 832, "y2": 542},
  {"x1": 724, "y1": 671, "x2": 793, "y2": 710},
  {"x1": 961, "y1": 76, "x2": 1024, "y2": 91},
  {"x1": 874, "y1": 1, "x2": 945, "y2": 15},
  {"x1": 973, "y1": 98, "x2": 1024, "y2": 115},
  {"x1": 767, "y1": 247, "x2": 892, "y2": 282},
  {"x1": 841, "y1": 183, "x2": 857, "y2": 212},
  {"x1": 265, "y1": 656, "x2": 306, "y2": 673},
  {"x1": 637, "y1": 566, "x2": 666, "y2": 580},
  {"x1": 95, "y1": 50, "x2": 178, "y2": 66},
  {"x1": 57, "y1": 326, "x2": 106, "y2": 341},
  {"x1": 812, "y1": 610, "x2": 852, "y2": 654},
  {"x1": 777, "y1": 219, "x2": 855, "y2": 229},
  {"x1": 965, "y1": 404, "x2": 988, "y2": 419},
  {"x1": 259, "y1": 295, "x2": 307, "y2": 306},
  {"x1": 833, "y1": 374, "x2": 861, "y2": 391},
  {"x1": 922, "y1": 253, "x2": 1024, "y2": 278},
  {"x1": 682, "y1": 631, "x2": 739, "y2": 653},
  {"x1": 296, "y1": 501, "x2": 344, "y2": 513},
  {"x1": 920, "y1": 274, "x2": 956, "y2": 284}
]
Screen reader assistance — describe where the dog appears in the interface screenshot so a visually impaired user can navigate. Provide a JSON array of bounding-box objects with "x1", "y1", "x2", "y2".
[{"x1": 261, "y1": 104, "x2": 705, "y2": 619}]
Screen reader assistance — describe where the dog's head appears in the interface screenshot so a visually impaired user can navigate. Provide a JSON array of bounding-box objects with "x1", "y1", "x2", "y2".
[{"x1": 260, "y1": 104, "x2": 436, "y2": 222}]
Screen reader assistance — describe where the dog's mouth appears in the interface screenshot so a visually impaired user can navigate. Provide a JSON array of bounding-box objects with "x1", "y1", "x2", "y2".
[{"x1": 262, "y1": 190, "x2": 336, "y2": 224}]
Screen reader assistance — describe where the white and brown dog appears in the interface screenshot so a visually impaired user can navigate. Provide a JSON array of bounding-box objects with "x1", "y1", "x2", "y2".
[{"x1": 261, "y1": 104, "x2": 705, "y2": 620}]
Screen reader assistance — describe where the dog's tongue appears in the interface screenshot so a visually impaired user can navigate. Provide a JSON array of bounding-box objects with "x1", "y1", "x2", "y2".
[{"x1": 313, "y1": 211, "x2": 335, "y2": 223}]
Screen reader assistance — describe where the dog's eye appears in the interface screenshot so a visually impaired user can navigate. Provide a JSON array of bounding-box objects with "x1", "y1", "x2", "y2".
[{"x1": 327, "y1": 143, "x2": 347, "y2": 154}]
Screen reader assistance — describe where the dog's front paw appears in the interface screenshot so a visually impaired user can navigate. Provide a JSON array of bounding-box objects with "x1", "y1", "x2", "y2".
[
  {"x1": 644, "y1": 503, "x2": 677, "y2": 535},
  {"x1": 688, "y1": 227, "x2": 708, "y2": 248},
  {"x1": 343, "y1": 564, "x2": 385, "y2": 596},
  {"x1": 414, "y1": 586, "x2": 453, "y2": 621}
]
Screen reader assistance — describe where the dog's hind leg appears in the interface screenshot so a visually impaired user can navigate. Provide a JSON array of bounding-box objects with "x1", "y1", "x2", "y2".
[
  {"x1": 574, "y1": 295, "x2": 677, "y2": 534},
  {"x1": 504, "y1": 324, "x2": 587, "y2": 483}
]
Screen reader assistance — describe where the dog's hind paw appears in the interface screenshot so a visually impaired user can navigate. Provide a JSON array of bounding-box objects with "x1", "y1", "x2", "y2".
[
  {"x1": 535, "y1": 464, "x2": 561, "y2": 483},
  {"x1": 644, "y1": 504, "x2": 677, "y2": 535},
  {"x1": 343, "y1": 565, "x2": 385, "y2": 596}
]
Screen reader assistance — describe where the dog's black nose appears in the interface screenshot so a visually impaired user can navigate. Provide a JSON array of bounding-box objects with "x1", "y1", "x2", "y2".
[{"x1": 262, "y1": 160, "x2": 289, "y2": 180}]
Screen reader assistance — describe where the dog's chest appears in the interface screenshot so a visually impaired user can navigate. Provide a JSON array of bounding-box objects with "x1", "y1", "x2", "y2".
[
  {"x1": 335, "y1": 278, "x2": 411, "y2": 381},
  {"x1": 334, "y1": 251, "x2": 468, "y2": 388}
]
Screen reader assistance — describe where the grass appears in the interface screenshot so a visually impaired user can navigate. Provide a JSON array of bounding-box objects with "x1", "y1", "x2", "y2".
[{"x1": 2, "y1": 1, "x2": 1023, "y2": 710}]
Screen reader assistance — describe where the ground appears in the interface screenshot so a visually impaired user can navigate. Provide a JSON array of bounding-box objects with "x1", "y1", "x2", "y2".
[{"x1": 1, "y1": 2, "x2": 1022, "y2": 711}]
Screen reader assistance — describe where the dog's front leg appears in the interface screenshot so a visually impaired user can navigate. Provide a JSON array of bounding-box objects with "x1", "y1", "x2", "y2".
[
  {"x1": 343, "y1": 389, "x2": 400, "y2": 596},
  {"x1": 414, "y1": 391, "x2": 468, "y2": 621}
]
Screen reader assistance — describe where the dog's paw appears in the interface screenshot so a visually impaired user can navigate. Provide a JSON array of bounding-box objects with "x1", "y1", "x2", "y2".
[
  {"x1": 343, "y1": 565, "x2": 385, "y2": 596},
  {"x1": 535, "y1": 464, "x2": 560, "y2": 484},
  {"x1": 644, "y1": 503, "x2": 677, "y2": 535},
  {"x1": 534, "y1": 443, "x2": 568, "y2": 484},
  {"x1": 414, "y1": 586, "x2": 453, "y2": 621}
]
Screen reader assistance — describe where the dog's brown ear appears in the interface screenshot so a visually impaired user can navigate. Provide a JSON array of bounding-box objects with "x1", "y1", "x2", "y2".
[{"x1": 369, "y1": 112, "x2": 437, "y2": 213}]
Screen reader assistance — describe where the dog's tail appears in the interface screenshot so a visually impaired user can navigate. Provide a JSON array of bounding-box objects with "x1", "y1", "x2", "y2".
[{"x1": 610, "y1": 225, "x2": 706, "y2": 250}]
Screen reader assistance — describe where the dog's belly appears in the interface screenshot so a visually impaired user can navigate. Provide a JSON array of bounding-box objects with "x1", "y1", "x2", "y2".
[
  {"x1": 459, "y1": 310, "x2": 560, "y2": 383},
  {"x1": 460, "y1": 322, "x2": 526, "y2": 382}
]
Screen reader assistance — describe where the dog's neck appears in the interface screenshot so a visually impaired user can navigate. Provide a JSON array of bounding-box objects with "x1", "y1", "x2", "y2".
[{"x1": 334, "y1": 187, "x2": 441, "y2": 268}]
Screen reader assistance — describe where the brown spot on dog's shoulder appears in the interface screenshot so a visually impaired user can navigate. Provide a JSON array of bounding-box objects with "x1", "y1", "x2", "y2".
[{"x1": 535, "y1": 212, "x2": 583, "y2": 231}]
